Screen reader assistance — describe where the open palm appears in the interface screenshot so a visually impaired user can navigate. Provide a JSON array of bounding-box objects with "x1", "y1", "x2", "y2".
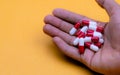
[{"x1": 43, "y1": 0, "x2": 120, "y2": 74}]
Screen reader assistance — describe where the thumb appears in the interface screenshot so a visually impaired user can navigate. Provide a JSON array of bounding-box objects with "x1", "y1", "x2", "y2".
[{"x1": 95, "y1": 0, "x2": 120, "y2": 17}]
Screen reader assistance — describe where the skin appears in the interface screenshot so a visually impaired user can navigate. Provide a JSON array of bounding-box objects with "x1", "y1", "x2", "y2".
[{"x1": 43, "y1": 0, "x2": 120, "y2": 74}]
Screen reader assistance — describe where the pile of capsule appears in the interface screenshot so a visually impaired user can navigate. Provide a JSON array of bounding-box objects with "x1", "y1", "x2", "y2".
[{"x1": 69, "y1": 20, "x2": 104, "y2": 54}]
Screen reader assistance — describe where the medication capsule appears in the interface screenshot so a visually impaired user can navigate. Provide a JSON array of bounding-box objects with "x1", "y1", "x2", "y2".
[
  {"x1": 82, "y1": 20, "x2": 97, "y2": 26},
  {"x1": 97, "y1": 26, "x2": 104, "y2": 33},
  {"x1": 69, "y1": 22, "x2": 81, "y2": 35},
  {"x1": 85, "y1": 42, "x2": 99, "y2": 51},
  {"x1": 84, "y1": 36, "x2": 104, "y2": 43},
  {"x1": 94, "y1": 42, "x2": 102, "y2": 48},
  {"x1": 75, "y1": 26, "x2": 88, "y2": 36},
  {"x1": 73, "y1": 33, "x2": 85, "y2": 46},
  {"x1": 87, "y1": 29, "x2": 94, "y2": 33},
  {"x1": 86, "y1": 31, "x2": 102, "y2": 38},
  {"x1": 78, "y1": 38, "x2": 85, "y2": 54},
  {"x1": 99, "y1": 39, "x2": 104, "y2": 43},
  {"x1": 73, "y1": 38, "x2": 79, "y2": 46},
  {"x1": 84, "y1": 36, "x2": 99, "y2": 42},
  {"x1": 85, "y1": 42, "x2": 92, "y2": 47},
  {"x1": 89, "y1": 25, "x2": 104, "y2": 33}
]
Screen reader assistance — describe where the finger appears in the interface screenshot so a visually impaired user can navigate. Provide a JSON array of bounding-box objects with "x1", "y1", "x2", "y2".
[
  {"x1": 80, "y1": 49, "x2": 95, "y2": 68},
  {"x1": 53, "y1": 8, "x2": 86, "y2": 24},
  {"x1": 52, "y1": 8, "x2": 106, "y2": 27},
  {"x1": 44, "y1": 15, "x2": 73, "y2": 33},
  {"x1": 53, "y1": 37, "x2": 95, "y2": 68},
  {"x1": 43, "y1": 24, "x2": 75, "y2": 45},
  {"x1": 53, "y1": 37, "x2": 81, "y2": 61},
  {"x1": 95, "y1": 0, "x2": 120, "y2": 16}
]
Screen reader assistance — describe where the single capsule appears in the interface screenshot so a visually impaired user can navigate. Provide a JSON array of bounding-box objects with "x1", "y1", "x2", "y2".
[
  {"x1": 87, "y1": 29, "x2": 94, "y2": 33},
  {"x1": 78, "y1": 38, "x2": 85, "y2": 54},
  {"x1": 69, "y1": 22, "x2": 81, "y2": 35},
  {"x1": 84, "y1": 36, "x2": 104, "y2": 43},
  {"x1": 89, "y1": 25, "x2": 104, "y2": 33},
  {"x1": 86, "y1": 31, "x2": 102, "y2": 38},
  {"x1": 85, "y1": 42, "x2": 99, "y2": 52},
  {"x1": 94, "y1": 42, "x2": 102, "y2": 48},
  {"x1": 82, "y1": 20, "x2": 97, "y2": 26},
  {"x1": 75, "y1": 26, "x2": 88, "y2": 36}
]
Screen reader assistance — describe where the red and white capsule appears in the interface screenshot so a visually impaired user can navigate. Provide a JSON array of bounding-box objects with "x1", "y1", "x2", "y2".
[
  {"x1": 75, "y1": 26, "x2": 88, "y2": 36},
  {"x1": 82, "y1": 20, "x2": 97, "y2": 26},
  {"x1": 94, "y1": 42, "x2": 102, "y2": 48},
  {"x1": 69, "y1": 22, "x2": 81, "y2": 35},
  {"x1": 73, "y1": 33, "x2": 85, "y2": 46},
  {"x1": 85, "y1": 42, "x2": 99, "y2": 51},
  {"x1": 87, "y1": 29, "x2": 94, "y2": 33},
  {"x1": 89, "y1": 25, "x2": 104, "y2": 33},
  {"x1": 84, "y1": 36, "x2": 104, "y2": 43},
  {"x1": 86, "y1": 31, "x2": 102, "y2": 38},
  {"x1": 79, "y1": 38, "x2": 85, "y2": 54}
]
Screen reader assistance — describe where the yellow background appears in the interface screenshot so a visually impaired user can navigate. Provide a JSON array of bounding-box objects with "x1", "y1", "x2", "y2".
[{"x1": 0, "y1": 0, "x2": 120, "y2": 75}]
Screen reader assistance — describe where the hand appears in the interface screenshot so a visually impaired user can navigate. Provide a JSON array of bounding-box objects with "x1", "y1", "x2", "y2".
[{"x1": 43, "y1": 0, "x2": 120, "y2": 74}]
